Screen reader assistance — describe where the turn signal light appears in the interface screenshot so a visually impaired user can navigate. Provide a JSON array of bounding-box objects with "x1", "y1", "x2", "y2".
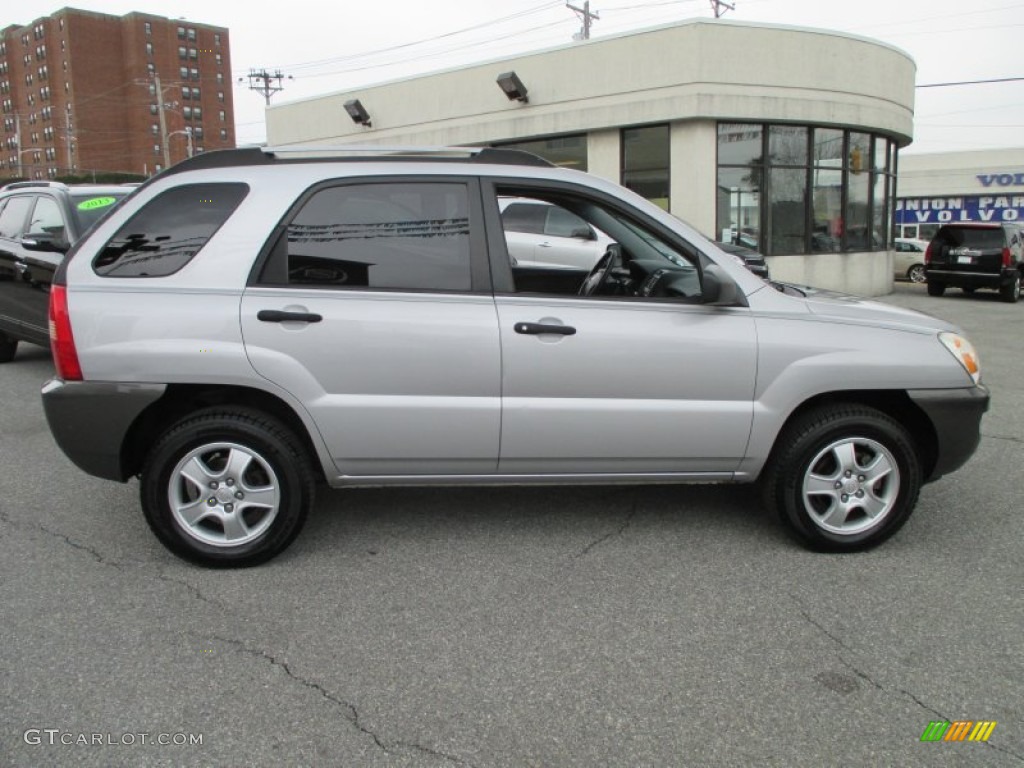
[{"x1": 49, "y1": 285, "x2": 83, "y2": 381}]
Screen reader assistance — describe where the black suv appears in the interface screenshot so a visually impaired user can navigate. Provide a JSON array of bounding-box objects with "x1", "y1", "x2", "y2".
[
  {"x1": 924, "y1": 222, "x2": 1024, "y2": 303},
  {"x1": 0, "y1": 181, "x2": 131, "y2": 360}
]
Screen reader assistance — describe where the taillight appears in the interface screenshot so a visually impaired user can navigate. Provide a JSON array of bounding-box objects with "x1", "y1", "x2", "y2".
[
  {"x1": 924, "y1": 243, "x2": 934, "y2": 264},
  {"x1": 1002, "y1": 247, "x2": 1012, "y2": 268},
  {"x1": 49, "y1": 285, "x2": 83, "y2": 381}
]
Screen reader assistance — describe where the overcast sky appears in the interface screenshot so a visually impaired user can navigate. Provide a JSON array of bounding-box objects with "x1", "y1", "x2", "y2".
[{"x1": 10, "y1": 0, "x2": 1024, "y2": 154}]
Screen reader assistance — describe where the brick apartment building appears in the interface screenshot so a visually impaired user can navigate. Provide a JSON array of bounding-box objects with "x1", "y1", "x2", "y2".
[{"x1": 0, "y1": 8, "x2": 235, "y2": 180}]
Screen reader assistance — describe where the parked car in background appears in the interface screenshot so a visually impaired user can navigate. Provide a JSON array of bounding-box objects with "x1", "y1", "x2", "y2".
[
  {"x1": 499, "y1": 197, "x2": 615, "y2": 270},
  {"x1": 41, "y1": 146, "x2": 988, "y2": 566},
  {"x1": 893, "y1": 237, "x2": 929, "y2": 283},
  {"x1": 0, "y1": 181, "x2": 131, "y2": 361},
  {"x1": 924, "y1": 222, "x2": 1024, "y2": 302},
  {"x1": 714, "y1": 241, "x2": 770, "y2": 280}
]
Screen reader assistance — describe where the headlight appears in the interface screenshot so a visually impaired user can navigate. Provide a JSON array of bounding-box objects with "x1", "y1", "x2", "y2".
[{"x1": 939, "y1": 332, "x2": 981, "y2": 384}]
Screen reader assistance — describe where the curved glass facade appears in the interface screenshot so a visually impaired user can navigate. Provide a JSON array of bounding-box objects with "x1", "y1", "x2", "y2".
[{"x1": 717, "y1": 123, "x2": 897, "y2": 256}]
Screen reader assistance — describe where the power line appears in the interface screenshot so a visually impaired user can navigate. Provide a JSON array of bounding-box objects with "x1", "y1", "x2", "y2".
[{"x1": 917, "y1": 76, "x2": 1024, "y2": 88}]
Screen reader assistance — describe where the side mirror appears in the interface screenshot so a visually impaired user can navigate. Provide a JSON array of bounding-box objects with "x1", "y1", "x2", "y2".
[
  {"x1": 570, "y1": 226, "x2": 596, "y2": 241},
  {"x1": 21, "y1": 233, "x2": 69, "y2": 254},
  {"x1": 701, "y1": 264, "x2": 742, "y2": 306}
]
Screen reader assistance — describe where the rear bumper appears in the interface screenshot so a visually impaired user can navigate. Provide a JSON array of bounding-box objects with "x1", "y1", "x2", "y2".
[
  {"x1": 925, "y1": 267, "x2": 1016, "y2": 288},
  {"x1": 41, "y1": 379, "x2": 165, "y2": 481},
  {"x1": 908, "y1": 385, "x2": 990, "y2": 481}
]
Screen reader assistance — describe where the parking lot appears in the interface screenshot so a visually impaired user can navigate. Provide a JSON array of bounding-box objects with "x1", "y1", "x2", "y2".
[{"x1": 0, "y1": 282, "x2": 1020, "y2": 767}]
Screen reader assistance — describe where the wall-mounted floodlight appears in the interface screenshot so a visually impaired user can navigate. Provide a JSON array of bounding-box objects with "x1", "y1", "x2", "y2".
[
  {"x1": 344, "y1": 99, "x2": 372, "y2": 127},
  {"x1": 496, "y1": 71, "x2": 528, "y2": 103}
]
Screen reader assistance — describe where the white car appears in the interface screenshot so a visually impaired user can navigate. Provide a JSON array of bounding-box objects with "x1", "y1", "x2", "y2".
[
  {"x1": 499, "y1": 197, "x2": 615, "y2": 270},
  {"x1": 894, "y1": 238, "x2": 929, "y2": 283}
]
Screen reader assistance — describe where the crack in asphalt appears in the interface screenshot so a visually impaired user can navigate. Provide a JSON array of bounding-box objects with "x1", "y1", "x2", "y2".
[
  {"x1": 211, "y1": 635, "x2": 472, "y2": 766},
  {"x1": 575, "y1": 500, "x2": 638, "y2": 559},
  {"x1": 0, "y1": 508, "x2": 125, "y2": 568},
  {"x1": 792, "y1": 596, "x2": 1024, "y2": 762},
  {"x1": 156, "y1": 572, "x2": 223, "y2": 607},
  {"x1": 982, "y1": 433, "x2": 1024, "y2": 445}
]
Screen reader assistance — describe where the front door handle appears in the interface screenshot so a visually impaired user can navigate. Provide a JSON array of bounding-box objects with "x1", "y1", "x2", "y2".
[
  {"x1": 514, "y1": 322, "x2": 576, "y2": 336},
  {"x1": 257, "y1": 309, "x2": 323, "y2": 323}
]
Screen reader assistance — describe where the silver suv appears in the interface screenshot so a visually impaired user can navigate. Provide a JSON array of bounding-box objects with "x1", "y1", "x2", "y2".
[{"x1": 41, "y1": 146, "x2": 989, "y2": 566}]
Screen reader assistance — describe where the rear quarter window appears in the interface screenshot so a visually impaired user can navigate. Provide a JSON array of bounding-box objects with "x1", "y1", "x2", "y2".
[{"x1": 92, "y1": 183, "x2": 248, "y2": 277}]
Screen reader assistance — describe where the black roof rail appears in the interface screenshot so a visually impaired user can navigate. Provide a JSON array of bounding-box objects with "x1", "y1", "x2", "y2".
[{"x1": 157, "y1": 144, "x2": 554, "y2": 177}]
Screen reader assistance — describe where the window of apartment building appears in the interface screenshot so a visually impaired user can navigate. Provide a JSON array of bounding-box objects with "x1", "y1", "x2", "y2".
[
  {"x1": 64, "y1": 81, "x2": 69, "y2": 93},
  {"x1": 0, "y1": 81, "x2": 8, "y2": 94},
  {"x1": 0, "y1": 42, "x2": 6, "y2": 55},
  {"x1": 189, "y1": 48, "x2": 198, "y2": 60},
  {"x1": 219, "y1": 128, "x2": 227, "y2": 140},
  {"x1": 193, "y1": 126, "x2": 203, "y2": 139},
  {"x1": 183, "y1": 106, "x2": 192, "y2": 119},
  {"x1": 44, "y1": 126, "x2": 53, "y2": 141},
  {"x1": 190, "y1": 68, "x2": 200, "y2": 81},
  {"x1": 217, "y1": 91, "x2": 224, "y2": 102},
  {"x1": 147, "y1": 63, "x2": 155, "y2": 75},
  {"x1": 23, "y1": 55, "x2": 32, "y2": 66},
  {"x1": 179, "y1": 66, "x2": 188, "y2": 79},
  {"x1": 40, "y1": 87, "x2": 50, "y2": 101},
  {"x1": 716, "y1": 122, "x2": 896, "y2": 256},
  {"x1": 22, "y1": 35, "x2": 30, "y2": 46},
  {"x1": 192, "y1": 87, "x2": 201, "y2": 100},
  {"x1": 25, "y1": 74, "x2": 33, "y2": 86},
  {"x1": 192, "y1": 107, "x2": 202, "y2": 120},
  {"x1": 182, "y1": 86, "x2": 191, "y2": 100},
  {"x1": 177, "y1": 26, "x2": 185, "y2": 39},
  {"x1": 153, "y1": 144, "x2": 161, "y2": 155},
  {"x1": 2, "y1": 100, "x2": 12, "y2": 113},
  {"x1": 36, "y1": 45, "x2": 46, "y2": 60},
  {"x1": 215, "y1": 54, "x2": 223, "y2": 67},
  {"x1": 214, "y1": 33, "x2": 221, "y2": 46},
  {"x1": 621, "y1": 124, "x2": 670, "y2": 210},
  {"x1": 148, "y1": 83, "x2": 156, "y2": 96},
  {"x1": 0, "y1": 63, "x2": 7, "y2": 74},
  {"x1": 27, "y1": 94, "x2": 35, "y2": 106},
  {"x1": 41, "y1": 106, "x2": 51, "y2": 120},
  {"x1": 60, "y1": 40, "x2": 65, "y2": 51},
  {"x1": 218, "y1": 110, "x2": 226, "y2": 122},
  {"x1": 146, "y1": 42, "x2": 154, "y2": 57},
  {"x1": 187, "y1": 29, "x2": 196, "y2": 42},
  {"x1": 145, "y1": 22, "x2": 152, "y2": 36},
  {"x1": 149, "y1": 103, "x2": 158, "y2": 115},
  {"x1": 151, "y1": 124, "x2": 159, "y2": 135},
  {"x1": 59, "y1": 18, "x2": 64, "y2": 30},
  {"x1": 178, "y1": 46, "x2": 187, "y2": 59},
  {"x1": 45, "y1": 147, "x2": 55, "y2": 160},
  {"x1": 216, "y1": 73, "x2": 224, "y2": 85},
  {"x1": 39, "y1": 65, "x2": 48, "y2": 80},
  {"x1": 30, "y1": 132, "x2": 39, "y2": 143}
]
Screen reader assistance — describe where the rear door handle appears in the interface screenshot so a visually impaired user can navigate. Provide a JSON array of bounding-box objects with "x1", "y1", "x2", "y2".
[
  {"x1": 257, "y1": 309, "x2": 323, "y2": 323},
  {"x1": 514, "y1": 322, "x2": 576, "y2": 336}
]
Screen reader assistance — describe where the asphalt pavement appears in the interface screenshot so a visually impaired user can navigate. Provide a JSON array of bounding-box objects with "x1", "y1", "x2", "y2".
[{"x1": 0, "y1": 282, "x2": 1021, "y2": 767}]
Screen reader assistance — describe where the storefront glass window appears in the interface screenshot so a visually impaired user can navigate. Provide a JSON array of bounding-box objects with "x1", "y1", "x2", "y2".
[
  {"x1": 719, "y1": 123, "x2": 897, "y2": 255},
  {"x1": 622, "y1": 124, "x2": 669, "y2": 210}
]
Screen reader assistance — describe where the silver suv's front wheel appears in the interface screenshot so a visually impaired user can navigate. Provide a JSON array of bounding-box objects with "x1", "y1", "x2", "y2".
[
  {"x1": 141, "y1": 408, "x2": 314, "y2": 567},
  {"x1": 761, "y1": 404, "x2": 922, "y2": 551}
]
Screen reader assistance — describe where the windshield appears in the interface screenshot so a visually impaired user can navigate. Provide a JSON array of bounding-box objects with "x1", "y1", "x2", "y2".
[{"x1": 70, "y1": 192, "x2": 130, "y2": 234}]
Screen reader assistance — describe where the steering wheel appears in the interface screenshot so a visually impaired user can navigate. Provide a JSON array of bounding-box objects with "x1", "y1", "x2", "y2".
[{"x1": 578, "y1": 245, "x2": 623, "y2": 296}]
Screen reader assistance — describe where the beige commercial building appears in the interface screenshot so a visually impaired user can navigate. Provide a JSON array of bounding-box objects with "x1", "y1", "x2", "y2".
[{"x1": 266, "y1": 19, "x2": 916, "y2": 296}]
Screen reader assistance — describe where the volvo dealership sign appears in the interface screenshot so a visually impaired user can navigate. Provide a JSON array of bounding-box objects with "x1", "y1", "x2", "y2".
[{"x1": 896, "y1": 195, "x2": 1024, "y2": 225}]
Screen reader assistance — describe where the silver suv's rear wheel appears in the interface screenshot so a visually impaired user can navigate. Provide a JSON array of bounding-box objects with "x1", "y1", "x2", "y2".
[
  {"x1": 761, "y1": 404, "x2": 922, "y2": 551},
  {"x1": 141, "y1": 408, "x2": 314, "y2": 567}
]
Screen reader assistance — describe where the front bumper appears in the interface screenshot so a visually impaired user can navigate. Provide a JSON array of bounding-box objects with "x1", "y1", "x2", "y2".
[
  {"x1": 41, "y1": 379, "x2": 166, "y2": 481},
  {"x1": 908, "y1": 385, "x2": 990, "y2": 481}
]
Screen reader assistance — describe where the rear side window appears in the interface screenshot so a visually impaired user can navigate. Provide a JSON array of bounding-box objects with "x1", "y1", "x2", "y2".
[
  {"x1": 277, "y1": 182, "x2": 471, "y2": 291},
  {"x1": 93, "y1": 183, "x2": 248, "y2": 277}
]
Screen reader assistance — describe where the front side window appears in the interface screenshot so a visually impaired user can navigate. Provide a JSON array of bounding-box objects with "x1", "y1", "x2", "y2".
[
  {"x1": 93, "y1": 183, "x2": 248, "y2": 277},
  {"x1": 0, "y1": 195, "x2": 33, "y2": 238},
  {"x1": 267, "y1": 182, "x2": 472, "y2": 292},
  {"x1": 495, "y1": 187, "x2": 703, "y2": 301}
]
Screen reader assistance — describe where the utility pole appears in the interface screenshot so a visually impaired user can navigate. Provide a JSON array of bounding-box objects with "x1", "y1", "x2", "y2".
[
  {"x1": 155, "y1": 73, "x2": 170, "y2": 168},
  {"x1": 566, "y1": 1, "x2": 599, "y2": 41},
  {"x1": 709, "y1": 0, "x2": 735, "y2": 18},
  {"x1": 241, "y1": 69, "x2": 291, "y2": 106}
]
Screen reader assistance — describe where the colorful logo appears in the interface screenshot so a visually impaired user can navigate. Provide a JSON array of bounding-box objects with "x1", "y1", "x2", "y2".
[{"x1": 920, "y1": 720, "x2": 997, "y2": 742}]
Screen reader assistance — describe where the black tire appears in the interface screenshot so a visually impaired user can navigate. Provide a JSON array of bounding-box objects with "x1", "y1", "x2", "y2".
[
  {"x1": 961, "y1": 286, "x2": 976, "y2": 294},
  {"x1": 907, "y1": 264, "x2": 925, "y2": 284},
  {"x1": 926, "y1": 280, "x2": 945, "y2": 297},
  {"x1": 999, "y1": 273, "x2": 1021, "y2": 303},
  {"x1": 0, "y1": 332, "x2": 17, "y2": 363},
  {"x1": 760, "y1": 404, "x2": 922, "y2": 552},
  {"x1": 140, "y1": 408, "x2": 314, "y2": 567}
]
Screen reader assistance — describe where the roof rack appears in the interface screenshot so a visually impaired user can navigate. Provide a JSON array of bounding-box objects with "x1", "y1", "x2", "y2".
[
  {"x1": 3, "y1": 180, "x2": 70, "y2": 190},
  {"x1": 157, "y1": 144, "x2": 554, "y2": 177}
]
